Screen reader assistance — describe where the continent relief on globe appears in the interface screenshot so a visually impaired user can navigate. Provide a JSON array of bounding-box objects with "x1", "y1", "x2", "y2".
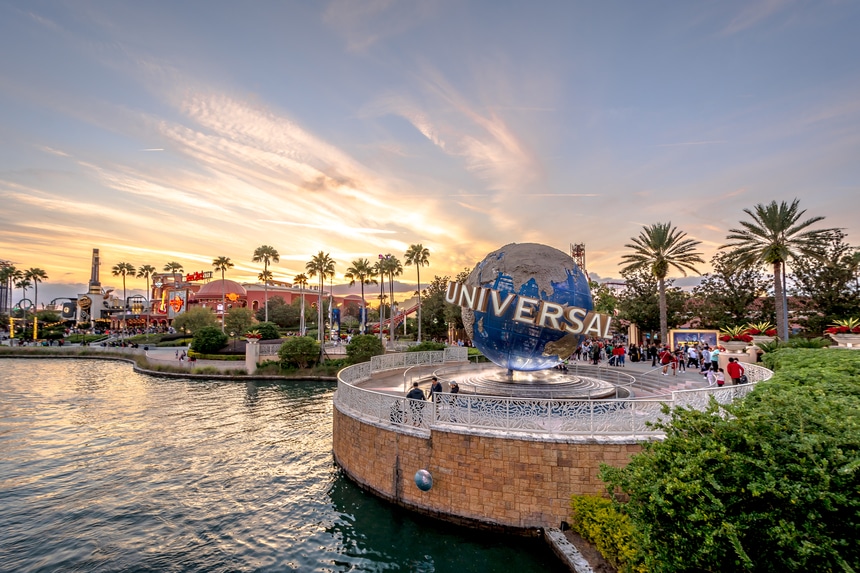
[{"x1": 449, "y1": 243, "x2": 612, "y2": 371}]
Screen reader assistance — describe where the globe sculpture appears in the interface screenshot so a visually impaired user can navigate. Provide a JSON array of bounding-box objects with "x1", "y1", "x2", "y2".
[{"x1": 461, "y1": 243, "x2": 593, "y2": 372}]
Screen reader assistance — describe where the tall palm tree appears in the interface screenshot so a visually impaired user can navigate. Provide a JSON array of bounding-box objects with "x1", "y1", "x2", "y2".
[
  {"x1": 24, "y1": 268, "x2": 48, "y2": 310},
  {"x1": 344, "y1": 258, "x2": 377, "y2": 335},
  {"x1": 136, "y1": 264, "x2": 157, "y2": 304},
  {"x1": 721, "y1": 199, "x2": 836, "y2": 341},
  {"x1": 0, "y1": 264, "x2": 15, "y2": 315},
  {"x1": 163, "y1": 261, "x2": 184, "y2": 285},
  {"x1": 212, "y1": 256, "x2": 234, "y2": 332},
  {"x1": 404, "y1": 244, "x2": 430, "y2": 342},
  {"x1": 382, "y1": 254, "x2": 403, "y2": 340},
  {"x1": 14, "y1": 274, "x2": 31, "y2": 308},
  {"x1": 620, "y1": 222, "x2": 704, "y2": 345},
  {"x1": 373, "y1": 258, "x2": 386, "y2": 340},
  {"x1": 252, "y1": 245, "x2": 280, "y2": 322},
  {"x1": 112, "y1": 262, "x2": 136, "y2": 317},
  {"x1": 306, "y1": 251, "x2": 335, "y2": 343},
  {"x1": 293, "y1": 273, "x2": 309, "y2": 335}
]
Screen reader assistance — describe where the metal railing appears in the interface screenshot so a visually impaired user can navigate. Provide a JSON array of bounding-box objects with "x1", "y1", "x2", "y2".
[{"x1": 334, "y1": 352, "x2": 773, "y2": 438}]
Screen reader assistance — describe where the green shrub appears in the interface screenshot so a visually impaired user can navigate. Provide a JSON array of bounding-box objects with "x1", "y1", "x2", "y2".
[
  {"x1": 278, "y1": 336, "x2": 320, "y2": 369},
  {"x1": 407, "y1": 340, "x2": 447, "y2": 352},
  {"x1": 156, "y1": 338, "x2": 192, "y2": 347},
  {"x1": 255, "y1": 321, "x2": 281, "y2": 340},
  {"x1": 346, "y1": 334, "x2": 385, "y2": 364},
  {"x1": 190, "y1": 327, "x2": 228, "y2": 354},
  {"x1": 569, "y1": 495, "x2": 642, "y2": 572},
  {"x1": 600, "y1": 348, "x2": 860, "y2": 572}
]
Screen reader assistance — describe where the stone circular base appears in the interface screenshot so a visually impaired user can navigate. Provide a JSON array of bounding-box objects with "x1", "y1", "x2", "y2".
[{"x1": 447, "y1": 364, "x2": 618, "y2": 399}]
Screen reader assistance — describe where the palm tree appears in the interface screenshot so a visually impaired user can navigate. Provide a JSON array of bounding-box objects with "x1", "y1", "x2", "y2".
[
  {"x1": 112, "y1": 262, "x2": 136, "y2": 317},
  {"x1": 404, "y1": 244, "x2": 430, "y2": 342},
  {"x1": 620, "y1": 222, "x2": 704, "y2": 345},
  {"x1": 0, "y1": 264, "x2": 15, "y2": 315},
  {"x1": 24, "y1": 268, "x2": 48, "y2": 310},
  {"x1": 293, "y1": 273, "x2": 309, "y2": 335},
  {"x1": 721, "y1": 199, "x2": 836, "y2": 341},
  {"x1": 382, "y1": 255, "x2": 403, "y2": 340},
  {"x1": 306, "y1": 251, "x2": 335, "y2": 343},
  {"x1": 136, "y1": 264, "x2": 157, "y2": 303},
  {"x1": 163, "y1": 261, "x2": 184, "y2": 285},
  {"x1": 373, "y1": 258, "x2": 386, "y2": 340},
  {"x1": 212, "y1": 256, "x2": 234, "y2": 332},
  {"x1": 344, "y1": 258, "x2": 377, "y2": 335},
  {"x1": 14, "y1": 274, "x2": 31, "y2": 308},
  {"x1": 252, "y1": 245, "x2": 280, "y2": 322}
]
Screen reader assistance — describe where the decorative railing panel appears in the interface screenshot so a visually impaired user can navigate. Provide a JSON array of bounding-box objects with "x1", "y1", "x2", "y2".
[{"x1": 335, "y1": 352, "x2": 773, "y2": 438}]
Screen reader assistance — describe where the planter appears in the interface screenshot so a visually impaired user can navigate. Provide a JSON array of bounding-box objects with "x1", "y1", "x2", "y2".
[
  {"x1": 750, "y1": 335, "x2": 776, "y2": 345},
  {"x1": 721, "y1": 341, "x2": 749, "y2": 353},
  {"x1": 829, "y1": 333, "x2": 860, "y2": 349},
  {"x1": 245, "y1": 337, "x2": 260, "y2": 344}
]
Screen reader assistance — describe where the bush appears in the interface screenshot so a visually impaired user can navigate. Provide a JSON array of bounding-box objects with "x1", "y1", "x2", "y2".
[
  {"x1": 255, "y1": 321, "x2": 281, "y2": 340},
  {"x1": 569, "y1": 495, "x2": 642, "y2": 572},
  {"x1": 190, "y1": 327, "x2": 228, "y2": 354},
  {"x1": 278, "y1": 336, "x2": 320, "y2": 369},
  {"x1": 600, "y1": 348, "x2": 860, "y2": 572},
  {"x1": 407, "y1": 340, "x2": 447, "y2": 352},
  {"x1": 346, "y1": 334, "x2": 385, "y2": 364}
]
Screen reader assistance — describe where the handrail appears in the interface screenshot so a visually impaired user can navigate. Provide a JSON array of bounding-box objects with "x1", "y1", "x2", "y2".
[{"x1": 334, "y1": 351, "x2": 774, "y2": 438}]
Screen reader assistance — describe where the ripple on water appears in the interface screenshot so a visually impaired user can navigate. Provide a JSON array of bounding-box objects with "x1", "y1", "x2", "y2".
[{"x1": 0, "y1": 358, "x2": 566, "y2": 573}]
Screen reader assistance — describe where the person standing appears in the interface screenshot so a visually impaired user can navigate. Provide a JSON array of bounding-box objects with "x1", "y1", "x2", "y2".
[
  {"x1": 406, "y1": 382, "x2": 425, "y2": 401},
  {"x1": 428, "y1": 376, "x2": 443, "y2": 401},
  {"x1": 726, "y1": 357, "x2": 745, "y2": 385},
  {"x1": 649, "y1": 343, "x2": 658, "y2": 367},
  {"x1": 659, "y1": 345, "x2": 673, "y2": 375},
  {"x1": 710, "y1": 346, "x2": 721, "y2": 372}
]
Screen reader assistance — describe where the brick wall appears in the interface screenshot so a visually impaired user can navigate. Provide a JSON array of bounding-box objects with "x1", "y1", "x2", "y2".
[{"x1": 333, "y1": 406, "x2": 644, "y2": 531}]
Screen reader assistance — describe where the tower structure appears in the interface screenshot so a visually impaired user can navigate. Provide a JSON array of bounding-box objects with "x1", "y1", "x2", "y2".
[
  {"x1": 88, "y1": 248, "x2": 101, "y2": 295},
  {"x1": 569, "y1": 243, "x2": 588, "y2": 279}
]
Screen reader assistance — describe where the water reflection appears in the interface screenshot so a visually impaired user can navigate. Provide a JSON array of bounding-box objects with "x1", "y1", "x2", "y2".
[{"x1": 0, "y1": 359, "x2": 564, "y2": 573}]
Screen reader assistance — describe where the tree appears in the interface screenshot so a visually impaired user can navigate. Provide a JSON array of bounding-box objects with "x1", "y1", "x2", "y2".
[
  {"x1": 278, "y1": 336, "x2": 320, "y2": 369},
  {"x1": 590, "y1": 281, "x2": 619, "y2": 316},
  {"x1": 12, "y1": 269, "x2": 28, "y2": 313},
  {"x1": 0, "y1": 264, "x2": 17, "y2": 315},
  {"x1": 690, "y1": 252, "x2": 771, "y2": 330},
  {"x1": 191, "y1": 326, "x2": 228, "y2": 354},
  {"x1": 722, "y1": 199, "x2": 836, "y2": 341},
  {"x1": 212, "y1": 256, "x2": 234, "y2": 332},
  {"x1": 293, "y1": 272, "x2": 309, "y2": 336},
  {"x1": 600, "y1": 350, "x2": 860, "y2": 572},
  {"x1": 404, "y1": 244, "x2": 430, "y2": 342},
  {"x1": 252, "y1": 245, "x2": 280, "y2": 322},
  {"x1": 254, "y1": 296, "x2": 298, "y2": 328},
  {"x1": 344, "y1": 258, "x2": 377, "y2": 335},
  {"x1": 254, "y1": 321, "x2": 281, "y2": 340},
  {"x1": 171, "y1": 307, "x2": 217, "y2": 335},
  {"x1": 306, "y1": 251, "x2": 335, "y2": 343},
  {"x1": 381, "y1": 254, "x2": 403, "y2": 338},
  {"x1": 224, "y1": 307, "x2": 255, "y2": 337},
  {"x1": 372, "y1": 258, "x2": 387, "y2": 340},
  {"x1": 136, "y1": 264, "x2": 157, "y2": 306},
  {"x1": 616, "y1": 268, "x2": 688, "y2": 341},
  {"x1": 24, "y1": 268, "x2": 48, "y2": 309},
  {"x1": 620, "y1": 222, "x2": 704, "y2": 345},
  {"x1": 163, "y1": 261, "x2": 184, "y2": 274},
  {"x1": 111, "y1": 262, "x2": 136, "y2": 315},
  {"x1": 790, "y1": 230, "x2": 860, "y2": 334},
  {"x1": 345, "y1": 334, "x2": 385, "y2": 364}
]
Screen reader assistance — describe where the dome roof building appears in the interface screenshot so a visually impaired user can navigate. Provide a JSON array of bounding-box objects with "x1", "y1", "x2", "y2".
[{"x1": 196, "y1": 279, "x2": 247, "y2": 299}]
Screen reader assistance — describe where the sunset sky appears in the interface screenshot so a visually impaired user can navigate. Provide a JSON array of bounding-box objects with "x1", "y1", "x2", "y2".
[{"x1": 1, "y1": 1, "x2": 858, "y2": 306}]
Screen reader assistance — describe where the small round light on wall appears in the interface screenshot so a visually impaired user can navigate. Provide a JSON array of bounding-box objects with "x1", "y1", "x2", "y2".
[{"x1": 414, "y1": 469, "x2": 433, "y2": 491}]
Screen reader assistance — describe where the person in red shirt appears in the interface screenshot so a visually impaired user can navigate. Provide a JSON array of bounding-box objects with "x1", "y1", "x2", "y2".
[
  {"x1": 658, "y1": 345, "x2": 673, "y2": 375},
  {"x1": 726, "y1": 357, "x2": 745, "y2": 385}
]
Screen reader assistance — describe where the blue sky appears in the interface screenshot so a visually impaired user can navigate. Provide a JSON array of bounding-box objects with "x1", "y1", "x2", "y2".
[{"x1": 1, "y1": 0, "x2": 858, "y2": 305}]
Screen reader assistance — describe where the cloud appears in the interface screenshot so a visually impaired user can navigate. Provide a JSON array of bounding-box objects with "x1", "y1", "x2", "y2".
[{"x1": 722, "y1": 0, "x2": 794, "y2": 35}]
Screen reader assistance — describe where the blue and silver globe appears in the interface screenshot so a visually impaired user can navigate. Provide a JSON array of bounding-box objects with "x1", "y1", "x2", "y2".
[
  {"x1": 462, "y1": 243, "x2": 593, "y2": 372},
  {"x1": 414, "y1": 469, "x2": 433, "y2": 491}
]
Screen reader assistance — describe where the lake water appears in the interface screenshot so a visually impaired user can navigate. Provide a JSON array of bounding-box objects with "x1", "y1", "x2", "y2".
[{"x1": 0, "y1": 359, "x2": 566, "y2": 572}]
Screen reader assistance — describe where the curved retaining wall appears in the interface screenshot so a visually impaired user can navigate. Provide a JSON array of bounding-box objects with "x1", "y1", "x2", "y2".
[
  {"x1": 333, "y1": 407, "x2": 642, "y2": 531},
  {"x1": 332, "y1": 352, "x2": 773, "y2": 532}
]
